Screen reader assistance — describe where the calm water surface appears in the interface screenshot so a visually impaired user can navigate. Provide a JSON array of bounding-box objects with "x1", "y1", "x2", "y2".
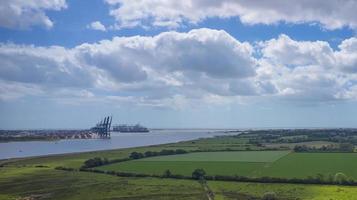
[{"x1": 0, "y1": 129, "x2": 237, "y2": 160}]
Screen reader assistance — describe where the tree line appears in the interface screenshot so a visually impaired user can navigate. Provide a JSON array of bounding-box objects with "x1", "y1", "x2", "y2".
[
  {"x1": 294, "y1": 143, "x2": 355, "y2": 153},
  {"x1": 80, "y1": 149, "x2": 188, "y2": 168}
]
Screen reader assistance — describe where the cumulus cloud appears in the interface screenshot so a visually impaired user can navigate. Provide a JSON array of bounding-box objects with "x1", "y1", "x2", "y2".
[
  {"x1": 0, "y1": 44, "x2": 95, "y2": 87},
  {"x1": 259, "y1": 34, "x2": 357, "y2": 103},
  {"x1": 1, "y1": 28, "x2": 357, "y2": 107},
  {"x1": 87, "y1": 21, "x2": 107, "y2": 31},
  {"x1": 105, "y1": 0, "x2": 357, "y2": 30},
  {"x1": 0, "y1": 0, "x2": 67, "y2": 29},
  {"x1": 0, "y1": 28, "x2": 259, "y2": 106},
  {"x1": 259, "y1": 34, "x2": 335, "y2": 68}
]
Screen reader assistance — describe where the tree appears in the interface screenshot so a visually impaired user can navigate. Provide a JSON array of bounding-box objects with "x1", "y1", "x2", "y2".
[
  {"x1": 192, "y1": 168, "x2": 206, "y2": 180},
  {"x1": 129, "y1": 152, "x2": 144, "y2": 159},
  {"x1": 159, "y1": 149, "x2": 175, "y2": 155},
  {"x1": 144, "y1": 151, "x2": 154, "y2": 157},
  {"x1": 339, "y1": 143, "x2": 354, "y2": 152},
  {"x1": 293, "y1": 145, "x2": 308, "y2": 152},
  {"x1": 163, "y1": 169, "x2": 172, "y2": 178},
  {"x1": 83, "y1": 157, "x2": 106, "y2": 168},
  {"x1": 334, "y1": 172, "x2": 348, "y2": 184},
  {"x1": 175, "y1": 149, "x2": 187, "y2": 154}
]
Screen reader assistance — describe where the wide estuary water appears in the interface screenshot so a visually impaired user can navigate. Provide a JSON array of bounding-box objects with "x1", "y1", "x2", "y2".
[{"x1": 0, "y1": 129, "x2": 236, "y2": 160}]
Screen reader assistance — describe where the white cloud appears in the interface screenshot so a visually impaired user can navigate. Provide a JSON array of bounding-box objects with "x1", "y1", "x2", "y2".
[
  {"x1": 105, "y1": 0, "x2": 357, "y2": 30},
  {"x1": 1, "y1": 28, "x2": 357, "y2": 107},
  {"x1": 259, "y1": 34, "x2": 357, "y2": 103},
  {"x1": 0, "y1": 28, "x2": 258, "y2": 106},
  {"x1": 259, "y1": 34, "x2": 335, "y2": 68},
  {"x1": 0, "y1": 43, "x2": 96, "y2": 87},
  {"x1": 87, "y1": 21, "x2": 107, "y2": 31},
  {"x1": 0, "y1": 0, "x2": 67, "y2": 29}
]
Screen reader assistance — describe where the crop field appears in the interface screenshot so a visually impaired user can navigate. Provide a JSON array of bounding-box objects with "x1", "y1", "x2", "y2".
[
  {"x1": 97, "y1": 151, "x2": 290, "y2": 176},
  {"x1": 260, "y1": 152, "x2": 357, "y2": 179},
  {"x1": 98, "y1": 151, "x2": 357, "y2": 180},
  {"x1": 139, "y1": 151, "x2": 290, "y2": 162},
  {"x1": 99, "y1": 161, "x2": 266, "y2": 176}
]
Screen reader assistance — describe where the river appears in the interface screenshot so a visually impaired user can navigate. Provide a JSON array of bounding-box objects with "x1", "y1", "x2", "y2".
[{"x1": 0, "y1": 129, "x2": 237, "y2": 160}]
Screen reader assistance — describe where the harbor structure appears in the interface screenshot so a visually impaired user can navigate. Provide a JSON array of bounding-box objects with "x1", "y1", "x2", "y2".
[
  {"x1": 91, "y1": 116, "x2": 112, "y2": 138},
  {"x1": 112, "y1": 124, "x2": 149, "y2": 132}
]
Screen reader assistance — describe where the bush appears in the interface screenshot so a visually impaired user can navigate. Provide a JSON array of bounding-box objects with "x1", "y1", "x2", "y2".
[
  {"x1": 163, "y1": 169, "x2": 172, "y2": 178},
  {"x1": 55, "y1": 166, "x2": 75, "y2": 171},
  {"x1": 129, "y1": 152, "x2": 144, "y2": 159},
  {"x1": 192, "y1": 168, "x2": 206, "y2": 180},
  {"x1": 334, "y1": 172, "x2": 348, "y2": 184},
  {"x1": 83, "y1": 157, "x2": 108, "y2": 168},
  {"x1": 159, "y1": 149, "x2": 176, "y2": 155},
  {"x1": 144, "y1": 151, "x2": 155, "y2": 157},
  {"x1": 175, "y1": 149, "x2": 187, "y2": 154}
]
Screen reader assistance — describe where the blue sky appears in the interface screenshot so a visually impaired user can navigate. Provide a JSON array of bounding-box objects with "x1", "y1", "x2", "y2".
[{"x1": 0, "y1": 0, "x2": 357, "y2": 129}]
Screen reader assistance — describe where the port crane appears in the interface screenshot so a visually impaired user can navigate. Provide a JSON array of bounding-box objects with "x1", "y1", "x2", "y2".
[{"x1": 91, "y1": 116, "x2": 112, "y2": 138}]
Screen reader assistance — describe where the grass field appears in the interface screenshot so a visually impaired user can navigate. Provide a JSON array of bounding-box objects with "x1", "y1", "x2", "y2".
[
  {"x1": 2, "y1": 133, "x2": 357, "y2": 200},
  {"x1": 98, "y1": 151, "x2": 357, "y2": 180},
  {"x1": 98, "y1": 161, "x2": 266, "y2": 176},
  {"x1": 139, "y1": 151, "x2": 290, "y2": 162},
  {"x1": 0, "y1": 166, "x2": 206, "y2": 200},
  {"x1": 2, "y1": 165, "x2": 357, "y2": 200},
  {"x1": 97, "y1": 151, "x2": 289, "y2": 176},
  {"x1": 209, "y1": 181, "x2": 357, "y2": 200},
  {"x1": 260, "y1": 153, "x2": 357, "y2": 179}
]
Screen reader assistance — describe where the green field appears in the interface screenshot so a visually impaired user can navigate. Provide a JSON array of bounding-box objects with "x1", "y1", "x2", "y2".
[
  {"x1": 99, "y1": 161, "x2": 266, "y2": 176},
  {"x1": 260, "y1": 153, "x2": 357, "y2": 179},
  {"x1": 0, "y1": 166, "x2": 206, "y2": 200},
  {"x1": 209, "y1": 181, "x2": 357, "y2": 200},
  {"x1": 98, "y1": 151, "x2": 357, "y2": 180},
  {"x1": 2, "y1": 166, "x2": 357, "y2": 200},
  {"x1": 2, "y1": 131, "x2": 357, "y2": 200},
  {"x1": 139, "y1": 151, "x2": 290, "y2": 162}
]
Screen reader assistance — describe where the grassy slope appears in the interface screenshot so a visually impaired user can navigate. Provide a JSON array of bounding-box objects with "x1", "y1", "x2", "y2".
[
  {"x1": 0, "y1": 166, "x2": 205, "y2": 200},
  {"x1": 1, "y1": 145, "x2": 197, "y2": 169},
  {"x1": 209, "y1": 181, "x2": 357, "y2": 200}
]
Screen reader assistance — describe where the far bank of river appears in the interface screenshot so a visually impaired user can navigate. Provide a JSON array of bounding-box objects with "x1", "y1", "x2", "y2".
[{"x1": 0, "y1": 129, "x2": 239, "y2": 160}]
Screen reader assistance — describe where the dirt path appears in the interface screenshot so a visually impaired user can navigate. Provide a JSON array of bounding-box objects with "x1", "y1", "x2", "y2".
[{"x1": 200, "y1": 180, "x2": 214, "y2": 200}]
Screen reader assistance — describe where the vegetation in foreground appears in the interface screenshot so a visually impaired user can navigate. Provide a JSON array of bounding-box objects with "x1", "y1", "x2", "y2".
[{"x1": 0, "y1": 166, "x2": 205, "y2": 200}]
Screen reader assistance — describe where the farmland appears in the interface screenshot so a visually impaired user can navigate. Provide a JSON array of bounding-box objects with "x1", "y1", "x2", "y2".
[
  {"x1": 138, "y1": 150, "x2": 290, "y2": 162},
  {"x1": 97, "y1": 151, "x2": 357, "y2": 180},
  {"x1": 1, "y1": 129, "x2": 357, "y2": 199},
  {"x1": 97, "y1": 151, "x2": 290, "y2": 176}
]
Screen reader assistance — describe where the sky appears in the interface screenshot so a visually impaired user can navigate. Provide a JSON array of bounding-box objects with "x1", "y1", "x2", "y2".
[{"x1": 0, "y1": 0, "x2": 357, "y2": 129}]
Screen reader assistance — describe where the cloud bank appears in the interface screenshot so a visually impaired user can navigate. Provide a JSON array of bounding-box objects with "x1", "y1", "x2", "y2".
[
  {"x1": 105, "y1": 0, "x2": 357, "y2": 30},
  {"x1": 1, "y1": 28, "x2": 357, "y2": 107},
  {"x1": 0, "y1": 0, "x2": 67, "y2": 29}
]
